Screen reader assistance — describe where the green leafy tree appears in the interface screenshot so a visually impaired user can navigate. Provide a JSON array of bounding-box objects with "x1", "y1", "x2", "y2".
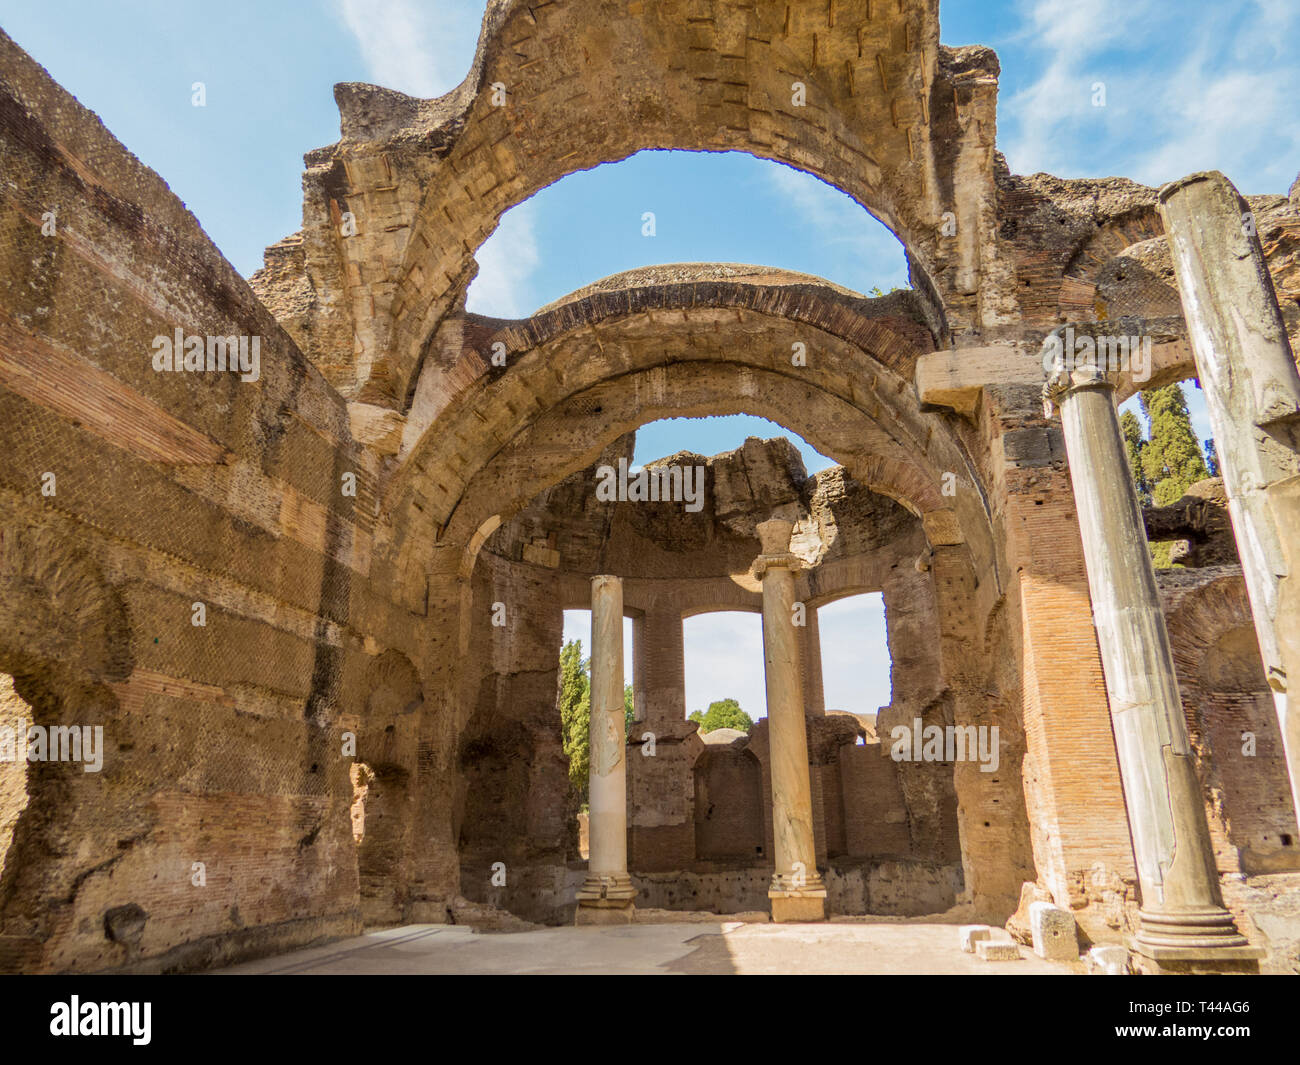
[
  {"x1": 1139, "y1": 383, "x2": 1210, "y2": 567},
  {"x1": 624, "y1": 683, "x2": 636, "y2": 737},
  {"x1": 688, "y1": 697, "x2": 755, "y2": 734},
  {"x1": 558, "y1": 640, "x2": 591, "y2": 804}
]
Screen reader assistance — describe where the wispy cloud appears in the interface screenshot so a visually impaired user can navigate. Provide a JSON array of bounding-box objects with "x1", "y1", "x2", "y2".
[
  {"x1": 1131, "y1": 23, "x2": 1300, "y2": 192},
  {"x1": 1000, "y1": 0, "x2": 1300, "y2": 194},
  {"x1": 1000, "y1": 0, "x2": 1156, "y2": 177},
  {"x1": 465, "y1": 202, "x2": 540, "y2": 318},
  {"x1": 766, "y1": 164, "x2": 909, "y2": 291},
  {"x1": 335, "y1": 0, "x2": 481, "y2": 97}
]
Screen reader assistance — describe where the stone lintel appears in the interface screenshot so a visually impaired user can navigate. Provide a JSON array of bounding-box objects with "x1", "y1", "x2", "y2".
[{"x1": 915, "y1": 345, "x2": 1041, "y2": 416}]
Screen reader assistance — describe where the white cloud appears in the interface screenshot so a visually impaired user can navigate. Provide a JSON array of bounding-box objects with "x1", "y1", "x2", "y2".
[
  {"x1": 336, "y1": 0, "x2": 481, "y2": 97},
  {"x1": 1001, "y1": 0, "x2": 1157, "y2": 176},
  {"x1": 465, "y1": 202, "x2": 540, "y2": 317},
  {"x1": 1001, "y1": 0, "x2": 1300, "y2": 194},
  {"x1": 1132, "y1": 49, "x2": 1300, "y2": 193}
]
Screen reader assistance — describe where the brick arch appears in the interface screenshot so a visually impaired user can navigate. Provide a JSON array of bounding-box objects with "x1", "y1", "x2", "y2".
[
  {"x1": 1057, "y1": 207, "x2": 1165, "y2": 322},
  {"x1": 308, "y1": 0, "x2": 1003, "y2": 406},
  {"x1": 435, "y1": 360, "x2": 973, "y2": 564},
  {"x1": 385, "y1": 275, "x2": 984, "y2": 547}
]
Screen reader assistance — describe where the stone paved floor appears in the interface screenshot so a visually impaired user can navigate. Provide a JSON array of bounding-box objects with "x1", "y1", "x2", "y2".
[{"x1": 217, "y1": 921, "x2": 1080, "y2": 975}]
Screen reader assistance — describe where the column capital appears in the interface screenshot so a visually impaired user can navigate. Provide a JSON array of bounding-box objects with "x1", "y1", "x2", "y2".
[
  {"x1": 1039, "y1": 319, "x2": 1142, "y2": 417},
  {"x1": 591, "y1": 573, "x2": 622, "y2": 591},
  {"x1": 753, "y1": 517, "x2": 800, "y2": 578},
  {"x1": 753, "y1": 552, "x2": 801, "y2": 580}
]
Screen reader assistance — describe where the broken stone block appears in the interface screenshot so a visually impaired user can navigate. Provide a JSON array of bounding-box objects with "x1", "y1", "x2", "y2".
[
  {"x1": 960, "y1": 924, "x2": 992, "y2": 952},
  {"x1": 1006, "y1": 881, "x2": 1054, "y2": 944},
  {"x1": 1087, "y1": 945, "x2": 1130, "y2": 975},
  {"x1": 975, "y1": 939, "x2": 1022, "y2": 961},
  {"x1": 1029, "y1": 900, "x2": 1079, "y2": 960}
]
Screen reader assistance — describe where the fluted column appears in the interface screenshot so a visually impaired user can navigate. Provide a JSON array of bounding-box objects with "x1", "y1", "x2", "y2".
[
  {"x1": 755, "y1": 518, "x2": 826, "y2": 922},
  {"x1": 1044, "y1": 356, "x2": 1258, "y2": 968},
  {"x1": 575, "y1": 574, "x2": 636, "y2": 922},
  {"x1": 1159, "y1": 170, "x2": 1300, "y2": 821}
]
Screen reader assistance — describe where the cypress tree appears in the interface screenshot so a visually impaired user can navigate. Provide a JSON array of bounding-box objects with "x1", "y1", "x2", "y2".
[
  {"x1": 1139, "y1": 383, "x2": 1209, "y2": 567},
  {"x1": 558, "y1": 639, "x2": 591, "y2": 804},
  {"x1": 1119, "y1": 408, "x2": 1151, "y2": 507},
  {"x1": 1139, "y1": 383, "x2": 1209, "y2": 505}
]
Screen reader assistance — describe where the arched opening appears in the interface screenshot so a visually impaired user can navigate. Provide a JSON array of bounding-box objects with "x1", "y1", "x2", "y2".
[
  {"x1": 0, "y1": 673, "x2": 32, "y2": 884},
  {"x1": 350, "y1": 651, "x2": 423, "y2": 926},
  {"x1": 556, "y1": 611, "x2": 636, "y2": 861},
  {"x1": 683, "y1": 611, "x2": 765, "y2": 729},
  {"x1": 431, "y1": 356, "x2": 1014, "y2": 920},
  {"x1": 284, "y1": 0, "x2": 990, "y2": 411},
  {"x1": 682, "y1": 610, "x2": 768, "y2": 869},
  {"x1": 817, "y1": 592, "x2": 891, "y2": 734},
  {"x1": 466, "y1": 149, "x2": 910, "y2": 320}
]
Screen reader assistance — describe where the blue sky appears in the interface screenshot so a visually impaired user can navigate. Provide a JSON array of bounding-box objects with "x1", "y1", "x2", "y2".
[{"x1": 2, "y1": 0, "x2": 1293, "y2": 721}]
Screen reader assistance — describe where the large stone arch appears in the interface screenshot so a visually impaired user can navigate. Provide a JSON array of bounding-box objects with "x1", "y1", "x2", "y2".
[
  {"x1": 380, "y1": 272, "x2": 998, "y2": 592},
  {"x1": 264, "y1": 0, "x2": 1008, "y2": 405},
  {"x1": 0, "y1": 514, "x2": 134, "y2": 970}
]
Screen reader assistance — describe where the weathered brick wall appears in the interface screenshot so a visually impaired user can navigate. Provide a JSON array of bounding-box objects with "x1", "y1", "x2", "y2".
[
  {"x1": 0, "y1": 29, "x2": 421, "y2": 971},
  {"x1": 693, "y1": 745, "x2": 765, "y2": 862},
  {"x1": 1162, "y1": 569, "x2": 1300, "y2": 876},
  {"x1": 837, "y1": 743, "x2": 914, "y2": 857},
  {"x1": 455, "y1": 551, "x2": 570, "y2": 922}
]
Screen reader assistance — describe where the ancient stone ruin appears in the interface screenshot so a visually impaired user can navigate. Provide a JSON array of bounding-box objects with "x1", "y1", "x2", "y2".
[{"x1": 1, "y1": 0, "x2": 1299, "y2": 974}]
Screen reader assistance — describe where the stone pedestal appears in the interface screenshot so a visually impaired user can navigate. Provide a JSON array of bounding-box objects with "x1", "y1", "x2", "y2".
[
  {"x1": 755, "y1": 519, "x2": 827, "y2": 922},
  {"x1": 1159, "y1": 170, "x2": 1300, "y2": 822},
  {"x1": 576, "y1": 574, "x2": 636, "y2": 921},
  {"x1": 1044, "y1": 356, "x2": 1259, "y2": 969}
]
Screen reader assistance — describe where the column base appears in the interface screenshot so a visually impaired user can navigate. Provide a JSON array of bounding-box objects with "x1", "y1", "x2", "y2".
[
  {"x1": 768, "y1": 873, "x2": 827, "y2": 923},
  {"x1": 575, "y1": 872, "x2": 637, "y2": 924},
  {"x1": 769, "y1": 895, "x2": 826, "y2": 923},
  {"x1": 1128, "y1": 907, "x2": 1263, "y2": 972},
  {"x1": 575, "y1": 903, "x2": 637, "y2": 926}
]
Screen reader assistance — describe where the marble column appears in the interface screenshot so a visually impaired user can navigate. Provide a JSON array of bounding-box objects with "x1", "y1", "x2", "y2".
[
  {"x1": 576, "y1": 574, "x2": 636, "y2": 922},
  {"x1": 1044, "y1": 357, "x2": 1258, "y2": 967},
  {"x1": 1159, "y1": 170, "x2": 1300, "y2": 821},
  {"x1": 755, "y1": 518, "x2": 827, "y2": 922}
]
